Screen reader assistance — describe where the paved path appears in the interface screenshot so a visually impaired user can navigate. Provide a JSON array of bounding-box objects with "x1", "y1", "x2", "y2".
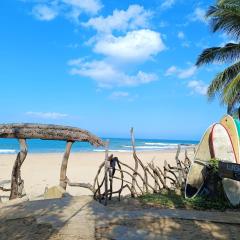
[{"x1": 0, "y1": 196, "x2": 240, "y2": 239}]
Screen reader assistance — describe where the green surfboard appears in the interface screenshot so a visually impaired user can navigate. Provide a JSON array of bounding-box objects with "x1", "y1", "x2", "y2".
[{"x1": 234, "y1": 119, "x2": 240, "y2": 138}]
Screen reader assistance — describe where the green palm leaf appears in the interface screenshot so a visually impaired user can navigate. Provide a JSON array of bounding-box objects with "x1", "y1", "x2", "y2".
[
  {"x1": 223, "y1": 74, "x2": 240, "y2": 104},
  {"x1": 196, "y1": 43, "x2": 240, "y2": 66},
  {"x1": 196, "y1": 0, "x2": 240, "y2": 112},
  {"x1": 207, "y1": 61, "x2": 240, "y2": 99},
  {"x1": 207, "y1": 1, "x2": 240, "y2": 39}
]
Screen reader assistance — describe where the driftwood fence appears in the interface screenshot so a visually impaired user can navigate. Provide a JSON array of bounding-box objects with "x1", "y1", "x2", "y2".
[
  {"x1": 0, "y1": 124, "x2": 193, "y2": 205},
  {"x1": 84, "y1": 128, "x2": 193, "y2": 205}
]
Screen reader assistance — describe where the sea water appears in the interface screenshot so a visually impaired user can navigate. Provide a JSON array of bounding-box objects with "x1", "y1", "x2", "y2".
[{"x1": 0, "y1": 138, "x2": 198, "y2": 154}]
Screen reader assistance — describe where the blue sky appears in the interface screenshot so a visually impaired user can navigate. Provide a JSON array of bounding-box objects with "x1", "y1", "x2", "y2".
[{"x1": 0, "y1": 0, "x2": 230, "y2": 140}]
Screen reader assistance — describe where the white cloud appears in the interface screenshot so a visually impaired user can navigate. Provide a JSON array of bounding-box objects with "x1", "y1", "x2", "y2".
[
  {"x1": 32, "y1": 4, "x2": 58, "y2": 21},
  {"x1": 178, "y1": 66, "x2": 196, "y2": 78},
  {"x1": 109, "y1": 91, "x2": 138, "y2": 101},
  {"x1": 30, "y1": 0, "x2": 102, "y2": 22},
  {"x1": 62, "y1": 0, "x2": 102, "y2": 15},
  {"x1": 177, "y1": 31, "x2": 185, "y2": 39},
  {"x1": 26, "y1": 111, "x2": 69, "y2": 119},
  {"x1": 83, "y1": 4, "x2": 152, "y2": 33},
  {"x1": 69, "y1": 59, "x2": 158, "y2": 88},
  {"x1": 187, "y1": 80, "x2": 208, "y2": 95},
  {"x1": 165, "y1": 65, "x2": 197, "y2": 79},
  {"x1": 165, "y1": 66, "x2": 178, "y2": 76},
  {"x1": 190, "y1": 7, "x2": 207, "y2": 24},
  {"x1": 94, "y1": 29, "x2": 165, "y2": 61},
  {"x1": 161, "y1": 0, "x2": 176, "y2": 9}
]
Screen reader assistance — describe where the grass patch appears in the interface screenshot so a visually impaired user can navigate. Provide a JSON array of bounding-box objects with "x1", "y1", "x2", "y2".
[{"x1": 139, "y1": 190, "x2": 236, "y2": 211}]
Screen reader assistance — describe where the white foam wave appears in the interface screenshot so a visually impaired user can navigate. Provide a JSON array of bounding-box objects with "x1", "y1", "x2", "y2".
[
  {"x1": 0, "y1": 149, "x2": 17, "y2": 154},
  {"x1": 123, "y1": 145, "x2": 178, "y2": 149},
  {"x1": 93, "y1": 149, "x2": 131, "y2": 153},
  {"x1": 145, "y1": 142, "x2": 178, "y2": 146}
]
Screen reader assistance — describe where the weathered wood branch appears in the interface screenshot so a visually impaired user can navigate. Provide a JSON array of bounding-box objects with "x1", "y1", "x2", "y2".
[
  {"x1": 60, "y1": 141, "x2": 74, "y2": 190},
  {"x1": 10, "y1": 139, "x2": 27, "y2": 200},
  {"x1": 0, "y1": 186, "x2": 11, "y2": 192},
  {"x1": 66, "y1": 178, "x2": 94, "y2": 193},
  {"x1": 130, "y1": 128, "x2": 139, "y2": 197},
  {"x1": 0, "y1": 123, "x2": 105, "y2": 147},
  {"x1": 104, "y1": 141, "x2": 109, "y2": 206}
]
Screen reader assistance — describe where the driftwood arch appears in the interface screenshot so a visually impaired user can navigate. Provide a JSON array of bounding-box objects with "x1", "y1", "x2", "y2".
[{"x1": 0, "y1": 123, "x2": 105, "y2": 200}]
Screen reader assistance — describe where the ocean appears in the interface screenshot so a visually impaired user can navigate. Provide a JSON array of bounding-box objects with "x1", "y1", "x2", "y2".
[{"x1": 0, "y1": 138, "x2": 198, "y2": 154}]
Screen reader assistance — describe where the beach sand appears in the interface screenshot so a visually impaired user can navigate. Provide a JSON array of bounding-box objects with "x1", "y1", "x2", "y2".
[{"x1": 0, "y1": 149, "x2": 195, "y2": 201}]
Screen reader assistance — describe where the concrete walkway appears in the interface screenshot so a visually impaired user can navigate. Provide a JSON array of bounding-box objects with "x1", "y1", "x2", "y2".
[{"x1": 0, "y1": 196, "x2": 240, "y2": 239}]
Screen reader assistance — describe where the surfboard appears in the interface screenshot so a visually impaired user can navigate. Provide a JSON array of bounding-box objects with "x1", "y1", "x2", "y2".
[
  {"x1": 234, "y1": 118, "x2": 240, "y2": 138},
  {"x1": 220, "y1": 115, "x2": 240, "y2": 164},
  {"x1": 185, "y1": 125, "x2": 213, "y2": 198},
  {"x1": 210, "y1": 123, "x2": 240, "y2": 206}
]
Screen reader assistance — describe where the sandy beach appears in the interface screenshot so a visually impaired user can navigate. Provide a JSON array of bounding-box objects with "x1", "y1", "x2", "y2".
[{"x1": 0, "y1": 149, "x2": 194, "y2": 201}]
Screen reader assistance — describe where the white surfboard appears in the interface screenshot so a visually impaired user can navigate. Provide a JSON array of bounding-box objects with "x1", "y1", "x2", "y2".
[
  {"x1": 185, "y1": 125, "x2": 213, "y2": 198},
  {"x1": 211, "y1": 123, "x2": 240, "y2": 206}
]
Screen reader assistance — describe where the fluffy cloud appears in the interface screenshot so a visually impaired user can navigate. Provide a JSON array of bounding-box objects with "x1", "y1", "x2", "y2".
[
  {"x1": 84, "y1": 5, "x2": 152, "y2": 33},
  {"x1": 26, "y1": 111, "x2": 69, "y2": 119},
  {"x1": 62, "y1": 0, "x2": 102, "y2": 14},
  {"x1": 32, "y1": 5, "x2": 58, "y2": 21},
  {"x1": 69, "y1": 59, "x2": 158, "y2": 87},
  {"x1": 160, "y1": 0, "x2": 176, "y2": 9},
  {"x1": 187, "y1": 80, "x2": 208, "y2": 95},
  {"x1": 94, "y1": 29, "x2": 165, "y2": 61},
  {"x1": 30, "y1": 0, "x2": 102, "y2": 22},
  {"x1": 165, "y1": 65, "x2": 197, "y2": 79},
  {"x1": 190, "y1": 7, "x2": 207, "y2": 24}
]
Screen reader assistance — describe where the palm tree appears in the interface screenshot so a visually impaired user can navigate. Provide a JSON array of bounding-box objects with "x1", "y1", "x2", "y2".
[{"x1": 196, "y1": 0, "x2": 240, "y2": 114}]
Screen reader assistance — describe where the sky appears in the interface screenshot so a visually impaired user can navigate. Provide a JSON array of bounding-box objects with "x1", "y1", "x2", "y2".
[{"x1": 0, "y1": 0, "x2": 231, "y2": 140}]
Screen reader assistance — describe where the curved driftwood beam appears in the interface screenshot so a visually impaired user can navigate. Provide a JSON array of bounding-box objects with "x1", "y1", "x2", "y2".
[
  {"x1": 0, "y1": 123, "x2": 105, "y2": 147},
  {"x1": 10, "y1": 139, "x2": 27, "y2": 200}
]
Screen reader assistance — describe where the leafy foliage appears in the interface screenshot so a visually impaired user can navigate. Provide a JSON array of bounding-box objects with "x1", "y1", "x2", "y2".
[
  {"x1": 209, "y1": 158, "x2": 220, "y2": 174},
  {"x1": 139, "y1": 190, "x2": 235, "y2": 211},
  {"x1": 196, "y1": 0, "x2": 240, "y2": 112}
]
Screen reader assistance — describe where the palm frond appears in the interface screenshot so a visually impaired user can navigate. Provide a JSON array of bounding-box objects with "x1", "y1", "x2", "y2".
[
  {"x1": 207, "y1": 61, "x2": 240, "y2": 99},
  {"x1": 206, "y1": 2, "x2": 240, "y2": 40},
  {"x1": 223, "y1": 74, "x2": 240, "y2": 103},
  {"x1": 196, "y1": 43, "x2": 240, "y2": 66}
]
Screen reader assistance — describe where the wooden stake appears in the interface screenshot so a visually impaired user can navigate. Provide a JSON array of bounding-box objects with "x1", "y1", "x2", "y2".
[
  {"x1": 10, "y1": 139, "x2": 27, "y2": 200},
  {"x1": 104, "y1": 140, "x2": 109, "y2": 206},
  {"x1": 60, "y1": 141, "x2": 74, "y2": 190},
  {"x1": 130, "y1": 128, "x2": 138, "y2": 197}
]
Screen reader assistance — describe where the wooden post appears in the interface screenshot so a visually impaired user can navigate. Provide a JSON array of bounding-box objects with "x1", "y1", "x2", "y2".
[
  {"x1": 104, "y1": 141, "x2": 109, "y2": 206},
  {"x1": 130, "y1": 128, "x2": 139, "y2": 197},
  {"x1": 60, "y1": 141, "x2": 74, "y2": 190},
  {"x1": 10, "y1": 139, "x2": 27, "y2": 200},
  {"x1": 175, "y1": 145, "x2": 183, "y2": 187}
]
